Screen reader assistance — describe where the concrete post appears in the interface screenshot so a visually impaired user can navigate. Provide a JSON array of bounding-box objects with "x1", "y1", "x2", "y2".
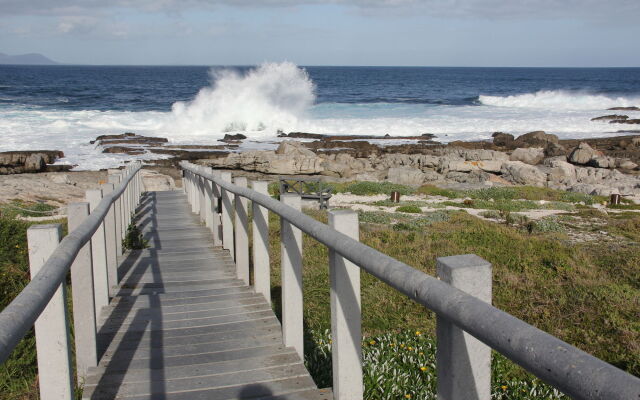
[
  {"x1": 204, "y1": 170, "x2": 214, "y2": 230},
  {"x1": 234, "y1": 177, "x2": 249, "y2": 285},
  {"x1": 27, "y1": 224, "x2": 75, "y2": 400},
  {"x1": 101, "y1": 183, "x2": 118, "y2": 296},
  {"x1": 122, "y1": 169, "x2": 130, "y2": 230},
  {"x1": 199, "y1": 167, "x2": 207, "y2": 223},
  {"x1": 220, "y1": 172, "x2": 234, "y2": 260},
  {"x1": 67, "y1": 203, "x2": 98, "y2": 380},
  {"x1": 86, "y1": 189, "x2": 110, "y2": 316},
  {"x1": 211, "y1": 170, "x2": 222, "y2": 247},
  {"x1": 108, "y1": 174, "x2": 123, "y2": 256},
  {"x1": 252, "y1": 181, "x2": 270, "y2": 304},
  {"x1": 280, "y1": 194, "x2": 303, "y2": 359},
  {"x1": 191, "y1": 169, "x2": 199, "y2": 214},
  {"x1": 436, "y1": 254, "x2": 492, "y2": 400},
  {"x1": 329, "y1": 210, "x2": 363, "y2": 400}
]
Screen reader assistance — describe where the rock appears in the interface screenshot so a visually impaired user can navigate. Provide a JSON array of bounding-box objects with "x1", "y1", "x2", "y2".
[
  {"x1": 588, "y1": 156, "x2": 616, "y2": 169},
  {"x1": 475, "y1": 160, "x2": 504, "y2": 173},
  {"x1": 547, "y1": 159, "x2": 577, "y2": 185},
  {"x1": 510, "y1": 147, "x2": 544, "y2": 165},
  {"x1": 513, "y1": 131, "x2": 559, "y2": 148},
  {"x1": 91, "y1": 133, "x2": 168, "y2": 145},
  {"x1": 567, "y1": 142, "x2": 602, "y2": 165},
  {"x1": 591, "y1": 114, "x2": 628, "y2": 121},
  {"x1": 500, "y1": 161, "x2": 547, "y2": 187},
  {"x1": 544, "y1": 142, "x2": 567, "y2": 157},
  {"x1": 220, "y1": 133, "x2": 247, "y2": 142},
  {"x1": 0, "y1": 150, "x2": 64, "y2": 174},
  {"x1": 276, "y1": 141, "x2": 317, "y2": 157},
  {"x1": 492, "y1": 132, "x2": 515, "y2": 147},
  {"x1": 608, "y1": 106, "x2": 640, "y2": 111},
  {"x1": 617, "y1": 159, "x2": 638, "y2": 170},
  {"x1": 207, "y1": 149, "x2": 323, "y2": 175},
  {"x1": 437, "y1": 158, "x2": 479, "y2": 173},
  {"x1": 422, "y1": 169, "x2": 444, "y2": 181},
  {"x1": 387, "y1": 167, "x2": 425, "y2": 185},
  {"x1": 48, "y1": 174, "x2": 72, "y2": 185},
  {"x1": 610, "y1": 119, "x2": 640, "y2": 124}
]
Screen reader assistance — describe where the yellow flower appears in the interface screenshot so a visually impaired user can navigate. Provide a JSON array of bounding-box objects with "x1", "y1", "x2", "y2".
[
  {"x1": 420, "y1": 366, "x2": 428, "y2": 372},
  {"x1": 389, "y1": 343, "x2": 395, "y2": 347},
  {"x1": 15, "y1": 244, "x2": 19, "y2": 248},
  {"x1": 415, "y1": 331, "x2": 422, "y2": 336},
  {"x1": 501, "y1": 385, "x2": 507, "y2": 391},
  {"x1": 369, "y1": 340, "x2": 376, "y2": 345},
  {"x1": 408, "y1": 346, "x2": 413, "y2": 351},
  {"x1": 404, "y1": 395, "x2": 411, "y2": 399},
  {"x1": 400, "y1": 344, "x2": 405, "y2": 348},
  {"x1": 418, "y1": 352, "x2": 424, "y2": 356}
]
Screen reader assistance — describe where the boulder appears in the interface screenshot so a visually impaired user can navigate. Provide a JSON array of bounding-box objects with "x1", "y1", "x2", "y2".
[
  {"x1": 220, "y1": 133, "x2": 247, "y2": 142},
  {"x1": 510, "y1": 147, "x2": 544, "y2": 165},
  {"x1": 547, "y1": 159, "x2": 577, "y2": 185},
  {"x1": 544, "y1": 142, "x2": 567, "y2": 157},
  {"x1": 208, "y1": 150, "x2": 323, "y2": 175},
  {"x1": 588, "y1": 156, "x2": 616, "y2": 169},
  {"x1": 608, "y1": 106, "x2": 640, "y2": 111},
  {"x1": 475, "y1": 160, "x2": 504, "y2": 173},
  {"x1": 610, "y1": 119, "x2": 640, "y2": 124},
  {"x1": 617, "y1": 159, "x2": 638, "y2": 170},
  {"x1": 276, "y1": 140, "x2": 316, "y2": 157},
  {"x1": 437, "y1": 158, "x2": 478, "y2": 173},
  {"x1": 500, "y1": 161, "x2": 547, "y2": 187},
  {"x1": 567, "y1": 142, "x2": 602, "y2": 165},
  {"x1": 0, "y1": 150, "x2": 64, "y2": 174},
  {"x1": 387, "y1": 167, "x2": 425, "y2": 185},
  {"x1": 492, "y1": 132, "x2": 515, "y2": 147},
  {"x1": 513, "y1": 131, "x2": 559, "y2": 148}
]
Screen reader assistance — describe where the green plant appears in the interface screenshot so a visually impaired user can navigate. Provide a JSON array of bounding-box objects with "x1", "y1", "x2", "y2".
[
  {"x1": 122, "y1": 223, "x2": 148, "y2": 250},
  {"x1": 526, "y1": 217, "x2": 565, "y2": 234},
  {"x1": 396, "y1": 205, "x2": 422, "y2": 214},
  {"x1": 305, "y1": 330, "x2": 566, "y2": 399},
  {"x1": 416, "y1": 185, "x2": 461, "y2": 198},
  {"x1": 344, "y1": 182, "x2": 415, "y2": 196},
  {"x1": 506, "y1": 213, "x2": 529, "y2": 226},
  {"x1": 479, "y1": 210, "x2": 501, "y2": 219}
]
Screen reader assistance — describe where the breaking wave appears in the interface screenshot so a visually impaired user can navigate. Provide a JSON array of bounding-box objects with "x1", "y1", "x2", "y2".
[
  {"x1": 479, "y1": 90, "x2": 640, "y2": 110},
  {"x1": 165, "y1": 62, "x2": 315, "y2": 136}
]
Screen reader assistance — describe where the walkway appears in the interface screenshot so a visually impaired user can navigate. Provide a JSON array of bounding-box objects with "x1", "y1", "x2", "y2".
[{"x1": 81, "y1": 190, "x2": 332, "y2": 400}]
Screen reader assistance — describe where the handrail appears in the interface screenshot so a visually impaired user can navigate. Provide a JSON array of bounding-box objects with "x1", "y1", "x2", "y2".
[
  {"x1": 181, "y1": 161, "x2": 640, "y2": 400},
  {"x1": 0, "y1": 163, "x2": 142, "y2": 364}
]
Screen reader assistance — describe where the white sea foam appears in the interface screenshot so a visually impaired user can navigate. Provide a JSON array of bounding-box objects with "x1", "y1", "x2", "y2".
[
  {"x1": 479, "y1": 90, "x2": 640, "y2": 110},
  {"x1": 164, "y1": 62, "x2": 315, "y2": 136}
]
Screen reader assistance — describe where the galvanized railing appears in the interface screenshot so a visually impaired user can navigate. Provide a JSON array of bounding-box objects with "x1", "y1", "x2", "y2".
[
  {"x1": 180, "y1": 161, "x2": 640, "y2": 400},
  {"x1": 0, "y1": 162, "x2": 143, "y2": 399}
]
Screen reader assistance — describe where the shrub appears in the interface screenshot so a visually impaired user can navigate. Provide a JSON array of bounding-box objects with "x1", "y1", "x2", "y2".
[
  {"x1": 479, "y1": 210, "x2": 501, "y2": 219},
  {"x1": 527, "y1": 217, "x2": 565, "y2": 234},
  {"x1": 506, "y1": 213, "x2": 529, "y2": 226},
  {"x1": 358, "y1": 211, "x2": 393, "y2": 225},
  {"x1": 396, "y1": 205, "x2": 422, "y2": 214},
  {"x1": 122, "y1": 223, "x2": 148, "y2": 250}
]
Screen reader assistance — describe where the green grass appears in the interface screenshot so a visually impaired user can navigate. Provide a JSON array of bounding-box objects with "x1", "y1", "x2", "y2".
[
  {"x1": 266, "y1": 208, "x2": 640, "y2": 394},
  {"x1": 415, "y1": 185, "x2": 461, "y2": 198},
  {"x1": 464, "y1": 186, "x2": 605, "y2": 205},
  {"x1": 0, "y1": 213, "x2": 69, "y2": 399},
  {"x1": 0, "y1": 201, "x2": 59, "y2": 219}
]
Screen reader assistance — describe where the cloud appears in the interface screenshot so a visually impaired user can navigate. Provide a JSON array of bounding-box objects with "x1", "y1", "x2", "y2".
[{"x1": 1, "y1": 0, "x2": 639, "y2": 20}]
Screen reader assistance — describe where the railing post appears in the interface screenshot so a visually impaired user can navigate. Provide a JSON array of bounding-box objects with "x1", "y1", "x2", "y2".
[
  {"x1": 101, "y1": 182, "x2": 118, "y2": 296},
  {"x1": 220, "y1": 171, "x2": 234, "y2": 260},
  {"x1": 204, "y1": 170, "x2": 213, "y2": 230},
  {"x1": 108, "y1": 174, "x2": 123, "y2": 256},
  {"x1": 436, "y1": 254, "x2": 492, "y2": 400},
  {"x1": 328, "y1": 210, "x2": 363, "y2": 400},
  {"x1": 211, "y1": 169, "x2": 223, "y2": 247},
  {"x1": 86, "y1": 189, "x2": 110, "y2": 315},
  {"x1": 234, "y1": 177, "x2": 249, "y2": 285},
  {"x1": 27, "y1": 224, "x2": 74, "y2": 400},
  {"x1": 280, "y1": 193, "x2": 303, "y2": 359},
  {"x1": 252, "y1": 181, "x2": 270, "y2": 304},
  {"x1": 199, "y1": 167, "x2": 207, "y2": 223},
  {"x1": 67, "y1": 203, "x2": 98, "y2": 380},
  {"x1": 122, "y1": 168, "x2": 130, "y2": 231}
]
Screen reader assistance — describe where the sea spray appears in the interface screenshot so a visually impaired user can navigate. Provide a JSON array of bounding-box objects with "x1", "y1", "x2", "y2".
[
  {"x1": 479, "y1": 90, "x2": 640, "y2": 110},
  {"x1": 166, "y1": 62, "x2": 315, "y2": 136}
]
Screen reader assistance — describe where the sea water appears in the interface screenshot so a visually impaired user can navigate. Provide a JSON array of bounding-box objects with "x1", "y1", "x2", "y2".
[{"x1": 1, "y1": 63, "x2": 639, "y2": 169}]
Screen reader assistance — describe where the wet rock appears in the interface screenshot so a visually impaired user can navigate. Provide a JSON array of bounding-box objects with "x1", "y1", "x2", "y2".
[
  {"x1": 513, "y1": 131, "x2": 559, "y2": 148},
  {"x1": 220, "y1": 133, "x2": 247, "y2": 142},
  {"x1": 591, "y1": 114, "x2": 628, "y2": 121},
  {"x1": 510, "y1": 147, "x2": 544, "y2": 165},
  {"x1": 608, "y1": 106, "x2": 640, "y2": 111},
  {"x1": 387, "y1": 167, "x2": 425, "y2": 185},
  {"x1": 492, "y1": 132, "x2": 515, "y2": 147},
  {"x1": 610, "y1": 119, "x2": 640, "y2": 124},
  {"x1": 91, "y1": 132, "x2": 168, "y2": 145},
  {"x1": 500, "y1": 161, "x2": 547, "y2": 187}
]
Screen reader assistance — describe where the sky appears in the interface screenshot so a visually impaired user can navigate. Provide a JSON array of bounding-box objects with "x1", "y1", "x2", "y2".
[{"x1": 0, "y1": 0, "x2": 639, "y2": 67}]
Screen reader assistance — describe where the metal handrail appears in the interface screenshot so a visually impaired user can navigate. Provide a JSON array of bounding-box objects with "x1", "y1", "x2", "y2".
[
  {"x1": 0, "y1": 164, "x2": 142, "y2": 363},
  {"x1": 181, "y1": 161, "x2": 640, "y2": 400}
]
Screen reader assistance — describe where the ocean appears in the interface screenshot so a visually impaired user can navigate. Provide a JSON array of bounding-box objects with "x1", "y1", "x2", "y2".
[{"x1": 1, "y1": 62, "x2": 639, "y2": 169}]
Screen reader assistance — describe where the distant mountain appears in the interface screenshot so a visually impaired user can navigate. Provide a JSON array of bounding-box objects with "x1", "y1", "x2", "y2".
[{"x1": 0, "y1": 52, "x2": 58, "y2": 65}]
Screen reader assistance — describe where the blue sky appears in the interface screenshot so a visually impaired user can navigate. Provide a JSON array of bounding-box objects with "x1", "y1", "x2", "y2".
[{"x1": 0, "y1": 0, "x2": 638, "y2": 67}]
